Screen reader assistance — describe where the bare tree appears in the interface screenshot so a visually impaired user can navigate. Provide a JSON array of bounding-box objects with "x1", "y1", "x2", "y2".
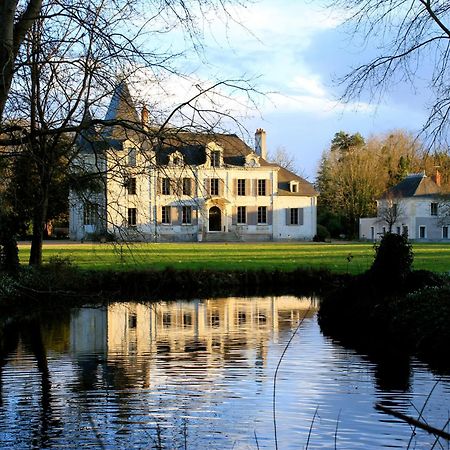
[
  {"x1": 376, "y1": 193, "x2": 405, "y2": 233},
  {"x1": 328, "y1": 0, "x2": 450, "y2": 145},
  {"x1": 267, "y1": 146, "x2": 298, "y2": 173},
  {"x1": 0, "y1": 0, "x2": 255, "y2": 267}
]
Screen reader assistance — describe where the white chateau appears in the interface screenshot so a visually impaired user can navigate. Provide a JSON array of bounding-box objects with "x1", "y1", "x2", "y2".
[{"x1": 69, "y1": 82, "x2": 317, "y2": 242}]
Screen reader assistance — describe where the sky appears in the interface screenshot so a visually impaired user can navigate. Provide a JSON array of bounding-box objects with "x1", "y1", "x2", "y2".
[{"x1": 136, "y1": 0, "x2": 431, "y2": 181}]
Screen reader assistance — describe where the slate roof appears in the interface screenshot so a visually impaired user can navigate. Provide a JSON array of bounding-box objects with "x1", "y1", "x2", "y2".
[
  {"x1": 84, "y1": 81, "x2": 317, "y2": 197},
  {"x1": 381, "y1": 174, "x2": 441, "y2": 199}
]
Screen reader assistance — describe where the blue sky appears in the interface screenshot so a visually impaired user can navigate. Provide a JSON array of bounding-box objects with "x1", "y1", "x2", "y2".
[{"x1": 136, "y1": 0, "x2": 431, "y2": 180}]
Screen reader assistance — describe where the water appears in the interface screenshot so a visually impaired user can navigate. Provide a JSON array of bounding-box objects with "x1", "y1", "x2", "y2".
[{"x1": 0, "y1": 296, "x2": 449, "y2": 449}]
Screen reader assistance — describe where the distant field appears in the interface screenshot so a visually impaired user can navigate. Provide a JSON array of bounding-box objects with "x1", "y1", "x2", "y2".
[{"x1": 17, "y1": 241, "x2": 450, "y2": 274}]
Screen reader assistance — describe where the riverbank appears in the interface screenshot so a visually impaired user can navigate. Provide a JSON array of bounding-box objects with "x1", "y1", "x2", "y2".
[
  {"x1": 17, "y1": 241, "x2": 450, "y2": 274},
  {"x1": 318, "y1": 269, "x2": 450, "y2": 372}
]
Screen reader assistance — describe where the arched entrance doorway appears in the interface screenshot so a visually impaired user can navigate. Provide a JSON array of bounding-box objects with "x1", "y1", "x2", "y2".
[{"x1": 209, "y1": 206, "x2": 221, "y2": 231}]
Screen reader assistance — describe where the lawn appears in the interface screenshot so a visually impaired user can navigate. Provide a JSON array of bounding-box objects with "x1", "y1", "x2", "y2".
[{"x1": 17, "y1": 241, "x2": 450, "y2": 274}]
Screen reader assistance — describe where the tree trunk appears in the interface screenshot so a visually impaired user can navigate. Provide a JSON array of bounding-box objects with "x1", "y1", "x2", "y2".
[
  {"x1": 0, "y1": 214, "x2": 19, "y2": 272},
  {"x1": 29, "y1": 179, "x2": 49, "y2": 266}
]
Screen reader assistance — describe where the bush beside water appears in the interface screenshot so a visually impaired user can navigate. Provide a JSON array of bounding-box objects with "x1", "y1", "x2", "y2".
[{"x1": 319, "y1": 233, "x2": 450, "y2": 371}]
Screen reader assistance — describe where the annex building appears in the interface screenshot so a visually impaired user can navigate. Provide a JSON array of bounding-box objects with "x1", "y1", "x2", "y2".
[
  {"x1": 359, "y1": 172, "x2": 449, "y2": 241},
  {"x1": 69, "y1": 82, "x2": 317, "y2": 242}
]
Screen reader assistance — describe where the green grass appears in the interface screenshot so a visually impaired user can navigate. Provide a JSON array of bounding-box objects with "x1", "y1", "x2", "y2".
[{"x1": 17, "y1": 241, "x2": 450, "y2": 274}]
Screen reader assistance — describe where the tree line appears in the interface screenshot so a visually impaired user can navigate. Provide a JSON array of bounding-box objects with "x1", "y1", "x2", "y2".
[{"x1": 316, "y1": 130, "x2": 450, "y2": 239}]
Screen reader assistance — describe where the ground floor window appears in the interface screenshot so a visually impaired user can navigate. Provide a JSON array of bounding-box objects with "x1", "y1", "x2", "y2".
[
  {"x1": 127, "y1": 208, "x2": 137, "y2": 227},
  {"x1": 83, "y1": 203, "x2": 99, "y2": 225},
  {"x1": 402, "y1": 225, "x2": 408, "y2": 236},
  {"x1": 419, "y1": 225, "x2": 426, "y2": 239},
  {"x1": 396, "y1": 226, "x2": 401, "y2": 235},
  {"x1": 182, "y1": 206, "x2": 192, "y2": 224},
  {"x1": 162, "y1": 206, "x2": 171, "y2": 224},
  {"x1": 257, "y1": 206, "x2": 267, "y2": 224},
  {"x1": 443, "y1": 226, "x2": 448, "y2": 239},
  {"x1": 370, "y1": 227, "x2": 374, "y2": 240},
  {"x1": 237, "y1": 206, "x2": 246, "y2": 224},
  {"x1": 288, "y1": 208, "x2": 298, "y2": 225}
]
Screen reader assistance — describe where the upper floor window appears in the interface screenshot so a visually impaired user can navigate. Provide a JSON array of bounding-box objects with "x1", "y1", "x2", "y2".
[
  {"x1": 431, "y1": 202, "x2": 438, "y2": 216},
  {"x1": 210, "y1": 178, "x2": 219, "y2": 196},
  {"x1": 183, "y1": 178, "x2": 192, "y2": 196},
  {"x1": 291, "y1": 183, "x2": 298, "y2": 193},
  {"x1": 128, "y1": 148, "x2": 137, "y2": 167},
  {"x1": 128, "y1": 208, "x2": 137, "y2": 227},
  {"x1": 211, "y1": 150, "x2": 221, "y2": 167},
  {"x1": 258, "y1": 179, "x2": 267, "y2": 196},
  {"x1": 126, "y1": 177, "x2": 136, "y2": 195},
  {"x1": 162, "y1": 177, "x2": 171, "y2": 195},
  {"x1": 237, "y1": 179, "x2": 246, "y2": 196}
]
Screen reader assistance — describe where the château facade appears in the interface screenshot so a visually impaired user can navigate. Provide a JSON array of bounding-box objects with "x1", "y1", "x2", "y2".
[{"x1": 69, "y1": 82, "x2": 317, "y2": 242}]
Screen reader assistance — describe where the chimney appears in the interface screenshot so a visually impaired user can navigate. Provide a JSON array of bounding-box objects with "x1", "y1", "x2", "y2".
[
  {"x1": 255, "y1": 128, "x2": 267, "y2": 160},
  {"x1": 432, "y1": 169, "x2": 442, "y2": 186},
  {"x1": 141, "y1": 105, "x2": 149, "y2": 125}
]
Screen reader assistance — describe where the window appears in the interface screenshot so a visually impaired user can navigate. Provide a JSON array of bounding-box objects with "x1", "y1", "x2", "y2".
[
  {"x1": 392, "y1": 203, "x2": 398, "y2": 216},
  {"x1": 370, "y1": 227, "x2": 375, "y2": 240},
  {"x1": 396, "y1": 226, "x2": 401, "y2": 235},
  {"x1": 162, "y1": 177, "x2": 171, "y2": 195},
  {"x1": 211, "y1": 150, "x2": 221, "y2": 167},
  {"x1": 128, "y1": 208, "x2": 137, "y2": 227},
  {"x1": 443, "y1": 226, "x2": 449, "y2": 239},
  {"x1": 258, "y1": 179, "x2": 266, "y2": 196},
  {"x1": 210, "y1": 178, "x2": 219, "y2": 196},
  {"x1": 126, "y1": 177, "x2": 136, "y2": 195},
  {"x1": 161, "y1": 206, "x2": 171, "y2": 224},
  {"x1": 402, "y1": 225, "x2": 408, "y2": 236},
  {"x1": 182, "y1": 206, "x2": 192, "y2": 224},
  {"x1": 128, "y1": 314, "x2": 137, "y2": 329},
  {"x1": 291, "y1": 183, "x2": 298, "y2": 193},
  {"x1": 257, "y1": 206, "x2": 267, "y2": 224},
  {"x1": 289, "y1": 208, "x2": 298, "y2": 225},
  {"x1": 162, "y1": 312, "x2": 171, "y2": 327},
  {"x1": 419, "y1": 225, "x2": 426, "y2": 239},
  {"x1": 237, "y1": 206, "x2": 246, "y2": 224},
  {"x1": 182, "y1": 178, "x2": 192, "y2": 196},
  {"x1": 83, "y1": 203, "x2": 98, "y2": 225},
  {"x1": 183, "y1": 313, "x2": 192, "y2": 327},
  {"x1": 128, "y1": 148, "x2": 137, "y2": 166},
  {"x1": 431, "y1": 202, "x2": 438, "y2": 216},
  {"x1": 237, "y1": 179, "x2": 246, "y2": 196}
]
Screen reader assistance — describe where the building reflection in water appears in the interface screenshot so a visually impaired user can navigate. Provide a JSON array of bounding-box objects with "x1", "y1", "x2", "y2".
[{"x1": 70, "y1": 297, "x2": 317, "y2": 389}]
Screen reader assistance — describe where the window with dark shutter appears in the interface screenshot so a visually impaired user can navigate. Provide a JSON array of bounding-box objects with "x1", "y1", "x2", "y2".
[
  {"x1": 257, "y1": 206, "x2": 267, "y2": 224},
  {"x1": 237, "y1": 206, "x2": 246, "y2": 224}
]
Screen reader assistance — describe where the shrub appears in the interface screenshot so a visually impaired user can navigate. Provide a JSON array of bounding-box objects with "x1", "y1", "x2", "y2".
[
  {"x1": 370, "y1": 232, "x2": 413, "y2": 287},
  {"x1": 313, "y1": 224, "x2": 331, "y2": 242}
]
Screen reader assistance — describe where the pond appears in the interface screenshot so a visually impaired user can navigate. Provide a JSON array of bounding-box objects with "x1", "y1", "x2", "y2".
[{"x1": 0, "y1": 296, "x2": 449, "y2": 449}]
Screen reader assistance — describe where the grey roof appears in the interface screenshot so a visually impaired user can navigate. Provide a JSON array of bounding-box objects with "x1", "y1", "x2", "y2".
[
  {"x1": 86, "y1": 81, "x2": 317, "y2": 197},
  {"x1": 381, "y1": 174, "x2": 441, "y2": 199}
]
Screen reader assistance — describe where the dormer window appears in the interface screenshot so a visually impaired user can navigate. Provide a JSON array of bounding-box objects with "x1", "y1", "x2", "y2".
[
  {"x1": 169, "y1": 151, "x2": 183, "y2": 166},
  {"x1": 244, "y1": 153, "x2": 260, "y2": 168},
  {"x1": 211, "y1": 150, "x2": 221, "y2": 167},
  {"x1": 128, "y1": 148, "x2": 137, "y2": 167},
  {"x1": 290, "y1": 181, "x2": 299, "y2": 193},
  {"x1": 206, "y1": 142, "x2": 223, "y2": 168}
]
